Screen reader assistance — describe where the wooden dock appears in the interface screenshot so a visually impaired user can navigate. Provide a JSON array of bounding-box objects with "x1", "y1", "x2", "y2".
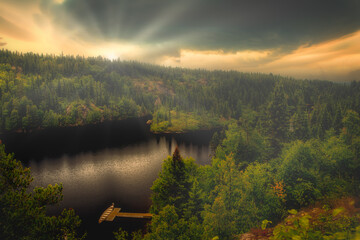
[
  {"x1": 116, "y1": 212, "x2": 153, "y2": 219},
  {"x1": 99, "y1": 205, "x2": 152, "y2": 223}
]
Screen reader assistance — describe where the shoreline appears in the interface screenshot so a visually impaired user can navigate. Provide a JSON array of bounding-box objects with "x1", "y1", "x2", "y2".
[{"x1": 0, "y1": 114, "x2": 223, "y2": 137}]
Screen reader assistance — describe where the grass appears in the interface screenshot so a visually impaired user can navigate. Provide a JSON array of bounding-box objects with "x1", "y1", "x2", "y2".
[{"x1": 150, "y1": 110, "x2": 227, "y2": 133}]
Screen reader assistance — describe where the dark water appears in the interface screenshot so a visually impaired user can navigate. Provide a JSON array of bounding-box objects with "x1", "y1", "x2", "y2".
[{"x1": 0, "y1": 117, "x2": 214, "y2": 239}]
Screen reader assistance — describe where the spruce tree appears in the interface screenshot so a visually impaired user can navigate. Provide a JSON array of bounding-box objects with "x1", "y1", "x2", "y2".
[
  {"x1": 151, "y1": 147, "x2": 191, "y2": 215},
  {"x1": 0, "y1": 144, "x2": 85, "y2": 240}
]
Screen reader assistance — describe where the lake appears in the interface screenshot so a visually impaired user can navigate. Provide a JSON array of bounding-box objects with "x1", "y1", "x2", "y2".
[{"x1": 0, "y1": 117, "x2": 214, "y2": 239}]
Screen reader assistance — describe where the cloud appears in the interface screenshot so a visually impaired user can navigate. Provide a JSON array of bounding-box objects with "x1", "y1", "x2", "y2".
[
  {"x1": 347, "y1": 69, "x2": 360, "y2": 81},
  {"x1": 38, "y1": 0, "x2": 360, "y2": 52},
  {"x1": 1, "y1": 0, "x2": 360, "y2": 81},
  {"x1": 0, "y1": 16, "x2": 35, "y2": 41},
  {"x1": 161, "y1": 49, "x2": 274, "y2": 71},
  {"x1": 0, "y1": 38, "x2": 6, "y2": 46},
  {"x1": 158, "y1": 30, "x2": 360, "y2": 82},
  {"x1": 3, "y1": 0, "x2": 360, "y2": 55},
  {"x1": 262, "y1": 30, "x2": 360, "y2": 81},
  {"x1": 53, "y1": 0, "x2": 65, "y2": 4}
]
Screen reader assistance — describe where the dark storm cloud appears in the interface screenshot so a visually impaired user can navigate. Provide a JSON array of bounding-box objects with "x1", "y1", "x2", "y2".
[{"x1": 38, "y1": 0, "x2": 360, "y2": 52}]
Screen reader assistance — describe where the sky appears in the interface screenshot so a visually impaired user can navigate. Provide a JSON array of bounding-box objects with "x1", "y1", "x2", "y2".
[{"x1": 0, "y1": 0, "x2": 359, "y2": 81}]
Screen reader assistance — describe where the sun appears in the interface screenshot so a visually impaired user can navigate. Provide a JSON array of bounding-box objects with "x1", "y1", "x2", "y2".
[
  {"x1": 53, "y1": 0, "x2": 65, "y2": 4},
  {"x1": 105, "y1": 53, "x2": 119, "y2": 61}
]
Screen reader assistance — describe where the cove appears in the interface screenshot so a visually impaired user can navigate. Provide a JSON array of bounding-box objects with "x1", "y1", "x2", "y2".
[{"x1": 0, "y1": 117, "x2": 214, "y2": 240}]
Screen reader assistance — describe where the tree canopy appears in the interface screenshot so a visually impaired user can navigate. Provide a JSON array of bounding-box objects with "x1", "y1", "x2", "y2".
[{"x1": 0, "y1": 144, "x2": 85, "y2": 240}]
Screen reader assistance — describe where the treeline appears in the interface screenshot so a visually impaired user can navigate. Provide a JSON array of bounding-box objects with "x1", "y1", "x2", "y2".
[
  {"x1": 124, "y1": 109, "x2": 360, "y2": 240},
  {"x1": 1, "y1": 49, "x2": 359, "y2": 138}
]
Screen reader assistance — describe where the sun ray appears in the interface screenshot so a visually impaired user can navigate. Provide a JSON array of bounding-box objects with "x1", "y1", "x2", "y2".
[{"x1": 133, "y1": 1, "x2": 193, "y2": 43}]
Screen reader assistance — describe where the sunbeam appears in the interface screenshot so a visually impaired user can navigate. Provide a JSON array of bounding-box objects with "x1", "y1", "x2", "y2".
[
  {"x1": 133, "y1": 1, "x2": 194, "y2": 43},
  {"x1": 0, "y1": 0, "x2": 359, "y2": 81}
]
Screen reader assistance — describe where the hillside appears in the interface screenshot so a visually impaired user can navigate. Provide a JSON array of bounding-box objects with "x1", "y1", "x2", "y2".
[{"x1": 0, "y1": 50, "x2": 359, "y2": 136}]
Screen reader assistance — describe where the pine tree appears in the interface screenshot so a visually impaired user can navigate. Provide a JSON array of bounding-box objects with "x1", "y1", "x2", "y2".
[
  {"x1": 266, "y1": 81, "x2": 289, "y2": 156},
  {"x1": 0, "y1": 144, "x2": 85, "y2": 239},
  {"x1": 150, "y1": 147, "x2": 191, "y2": 215}
]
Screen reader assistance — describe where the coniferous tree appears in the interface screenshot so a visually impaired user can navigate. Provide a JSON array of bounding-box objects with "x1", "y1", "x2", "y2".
[
  {"x1": 0, "y1": 144, "x2": 85, "y2": 240},
  {"x1": 266, "y1": 81, "x2": 289, "y2": 156},
  {"x1": 150, "y1": 147, "x2": 192, "y2": 215}
]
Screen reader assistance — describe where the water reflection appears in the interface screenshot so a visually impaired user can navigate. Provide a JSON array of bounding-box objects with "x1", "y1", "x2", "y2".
[
  {"x1": 27, "y1": 135, "x2": 211, "y2": 239},
  {"x1": 0, "y1": 117, "x2": 214, "y2": 239}
]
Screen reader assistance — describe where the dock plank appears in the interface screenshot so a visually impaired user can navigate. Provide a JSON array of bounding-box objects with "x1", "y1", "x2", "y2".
[
  {"x1": 106, "y1": 208, "x2": 121, "y2": 221},
  {"x1": 99, "y1": 204, "x2": 153, "y2": 223},
  {"x1": 116, "y1": 212, "x2": 153, "y2": 219},
  {"x1": 98, "y1": 204, "x2": 114, "y2": 223}
]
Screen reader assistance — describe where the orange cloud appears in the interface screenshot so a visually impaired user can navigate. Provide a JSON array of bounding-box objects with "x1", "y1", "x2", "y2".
[
  {"x1": 1, "y1": 0, "x2": 359, "y2": 81},
  {"x1": 160, "y1": 30, "x2": 360, "y2": 81},
  {"x1": 0, "y1": 16, "x2": 35, "y2": 41},
  {"x1": 161, "y1": 49, "x2": 273, "y2": 70},
  {"x1": 263, "y1": 30, "x2": 360, "y2": 80}
]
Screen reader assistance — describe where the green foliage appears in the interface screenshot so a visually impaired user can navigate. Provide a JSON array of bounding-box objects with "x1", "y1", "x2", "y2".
[
  {"x1": 217, "y1": 122, "x2": 269, "y2": 167},
  {"x1": 114, "y1": 228, "x2": 143, "y2": 240},
  {"x1": 113, "y1": 228, "x2": 129, "y2": 240},
  {"x1": 1, "y1": 50, "x2": 359, "y2": 136},
  {"x1": 341, "y1": 110, "x2": 360, "y2": 181},
  {"x1": 271, "y1": 207, "x2": 360, "y2": 240},
  {"x1": 271, "y1": 212, "x2": 320, "y2": 240},
  {"x1": 262, "y1": 219, "x2": 272, "y2": 230},
  {"x1": 42, "y1": 110, "x2": 60, "y2": 127},
  {"x1": 266, "y1": 81, "x2": 290, "y2": 155},
  {"x1": 150, "y1": 109, "x2": 223, "y2": 133},
  {"x1": 146, "y1": 108, "x2": 360, "y2": 240},
  {"x1": 342, "y1": 110, "x2": 360, "y2": 143},
  {"x1": 0, "y1": 144, "x2": 85, "y2": 240},
  {"x1": 277, "y1": 140, "x2": 322, "y2": 208},
  {"x1": 150, "y1": 147, "x2": 195, "y2": 215},
  {"x1": 144, "y1": 205, "x2": 203, "y2": 240},
  {"x1": 235, "y1": 162, "x2": 286, "y2": 230},
  {"x1": 183, "y1": 179, "x2": 204, "y2": 220},
  {"x1": 131, "y1": 230, "x2": 143, "y2": 240},
  {"x1": 202, "y1": 196, "x2": 237, "y2": 240},
  {"x1": 203, "y1": 154, "x2": 286, "y2": 235},
  {"x1": 147, "y1": 148, "x2": 206, "y2": 240}
]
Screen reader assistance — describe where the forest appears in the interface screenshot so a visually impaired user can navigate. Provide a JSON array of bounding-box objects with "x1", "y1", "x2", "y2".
[{"x1": 0, "y1": 50, "x2": 359, "y2": 239}]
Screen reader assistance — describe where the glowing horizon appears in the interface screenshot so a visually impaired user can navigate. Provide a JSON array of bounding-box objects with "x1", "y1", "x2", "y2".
[{"x1": 0, "y1": 0, "x2": 359, "y2": 81}]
